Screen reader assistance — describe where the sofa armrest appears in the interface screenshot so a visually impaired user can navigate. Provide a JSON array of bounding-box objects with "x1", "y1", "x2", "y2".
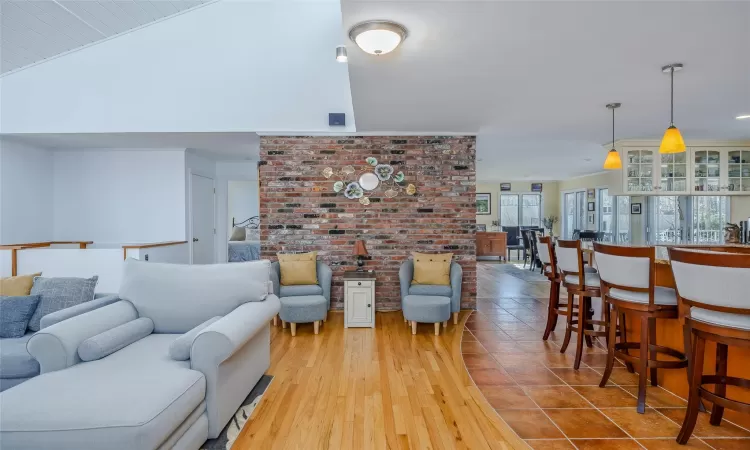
[
  {"x1": 40, "y1": 295, "x2": 121, "y2": 329},
  {"x1": 450, "y1": 262, "x2": 463, "y2": 313},
  {"x1": 399, "y1": 260, "x2": 414, "y2": 300},
  {"x1": 270, "y1": 262, "x2": 281, "y2": 297},
  {"x1": 27, "y1": 300, "x2": 138, "y2": 374},
  {"x1": 317, "y1": 262, "x2": 332, "y2": 309},
  {"x1": 191, "y1": 294, "x2": 281, "y2": 366}
]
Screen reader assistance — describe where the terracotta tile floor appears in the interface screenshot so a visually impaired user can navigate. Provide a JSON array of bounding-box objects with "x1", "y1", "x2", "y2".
[{"x1": 465, "y1": 262, "x2": 750, "y2": 449}]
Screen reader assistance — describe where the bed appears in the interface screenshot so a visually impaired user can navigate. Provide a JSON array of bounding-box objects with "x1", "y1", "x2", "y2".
[{"x1": 228, "y1": 216, "x2": 261, "y2": 262}]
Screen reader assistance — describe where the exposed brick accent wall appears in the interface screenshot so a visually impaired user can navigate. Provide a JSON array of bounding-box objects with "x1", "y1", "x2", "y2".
[{"x1": 259, "y1": 136, "x2": 476, "y2": 311}]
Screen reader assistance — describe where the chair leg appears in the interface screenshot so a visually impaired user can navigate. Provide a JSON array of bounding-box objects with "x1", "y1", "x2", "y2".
[
  {"x1": 709, "y1": 343, "x2": 729, "y2": 426},
  {"x1": 314, "y1": 321, "x2": 320, "y2": 335},
  {"x1": 600, "y1": 304, "x2": 619, "y2": 387},
  {"x1": 637, "y1": 315, "x2": 649, "y2": 414},
  {"x1": 560, "y1": 292, "x2": 575, "y2": 353},
  {"x1": 443, "y1": 320, "x2": 448, "y2": 328},
  {"x1": 434, "y1": 323, "x2": 440, "y2": 336},
  {"x1": 621, "y1": 312, "x2": 635, "y2": 373},
  {"x1": 453, "y1": 312, "x2": 458, "y2": 325},
  {"x1": 411, "y1": 321, "x2": 417, "y2": 335},
  {"x1": 543, "y1": 281, "x2": 558, "y2": 341},
  {"x1": 678, "y1": 332, "x2": 706, "y2": 444},
  {"x1": 291, "y1": 323, "x2": 297, "y2": 337},
  {"x1": 574, "y1": 295, "x2": 586, "y2": 370},
  {"x1": 282, "y1": 320, "x2": 287, "y2": 329},
  {"x1": 551, "y1": 282, "x2": 560, "y2": 332},
  {"x1": 648, "y1": 317, "x2": 658, "y2": 387},
  {"x1": 323, "y1": 313, "x2": 327, "y2": 323},
  {"x1": 273, "y1": 315, "x2": 278, "y2": 327},
  {"x1": 583, "y1": 297, "x2": 593, "y2": 348}
]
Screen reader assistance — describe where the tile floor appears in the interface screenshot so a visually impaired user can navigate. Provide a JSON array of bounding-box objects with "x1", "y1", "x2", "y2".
[{"x1": 464, "y1": 261, "x2": 750, "y2": 450}]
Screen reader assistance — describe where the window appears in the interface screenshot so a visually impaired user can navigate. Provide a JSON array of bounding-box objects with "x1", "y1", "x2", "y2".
[
  {"x1": 617, "y1": 197, "x2": 631, "y2": 243},
  {"x1": 691, "y1": 196, "x2": 728, "y2": 243},
  {"x1": 562, "y1": 191, "x2": 587, "y2": 238},
  {"x1": 598, "y1": 189, "x2": 613, "y2": 242},
  {"x1": 597, "y1": 188, "x2": 631, "y2": 243},
  {"x1": 646, "y1": 196, "x2": 729, "y2": 244},
  {"x1": 649, "y1": 196, "x2": 683, "y2": 244},
  {"x1": 500, "y1": 193, "x2": 542, "y2": 228}
]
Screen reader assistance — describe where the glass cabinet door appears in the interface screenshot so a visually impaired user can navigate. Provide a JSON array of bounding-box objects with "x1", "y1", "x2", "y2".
[
  {"x1": 625, "y1": 149, "x2": 654, "y2": 192},
  {"x1": 727, "y1": 149, "x2": 750, "y2": 193},
  {"x1": 659, "y1": 152, "x2": 688, "y2": 193},
  {"x1": 693, "y1": 149, "x2": 722, "y2": 193}
]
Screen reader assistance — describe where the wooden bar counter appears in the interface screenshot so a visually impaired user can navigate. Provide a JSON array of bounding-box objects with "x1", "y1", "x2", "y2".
[{"x1": 585, "y1": 243, "x2": 750, "y2": 428}]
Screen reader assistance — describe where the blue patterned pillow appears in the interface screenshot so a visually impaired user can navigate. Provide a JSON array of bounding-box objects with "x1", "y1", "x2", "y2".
[
  {"x1": 28, "y1": 276, "x2": 98, "y2": 332},
  {"x1": 0, "y1": 295, "x2": 41, "y2": 338}
]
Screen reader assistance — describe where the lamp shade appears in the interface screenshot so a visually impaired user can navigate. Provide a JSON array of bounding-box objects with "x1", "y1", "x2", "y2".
[
  {"x1": 603, "y1": 149, "x2": 622, "y2": 170},
  {"x1": 659, "y1": 126, "x2": 686, "y2": 154},
  {"x1": 353, "y1": 240, "x2": 368, "y2": 256}
]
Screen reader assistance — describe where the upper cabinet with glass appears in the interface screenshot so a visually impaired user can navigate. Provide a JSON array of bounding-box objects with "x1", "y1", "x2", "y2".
[
  {"x1": 659, "y1": 152, "x2": 688, "y2": 194},
  {"x1": 690, "y1": 147, "x2": 750, "y2": 195},
  {"x1": 727, "y1": 149, "x2": 750, "y2": 193},
  {"x1": 623, "y1": 147, "x2": 689, "y2": 194},
  {"x1": 624, "y1": 149, "x2": 654, "y2": 193}
]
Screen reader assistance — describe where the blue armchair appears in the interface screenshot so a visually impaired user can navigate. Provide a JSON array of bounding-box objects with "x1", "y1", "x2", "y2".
[
  {"x1": 399, "y1": 260, "x2": 463, "y2": 335},
  {"x1": 270, "y1": 261, "x2": 332, "y2": 336}
]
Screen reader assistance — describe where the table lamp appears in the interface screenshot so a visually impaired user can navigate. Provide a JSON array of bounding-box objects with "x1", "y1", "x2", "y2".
[{"x1": 353, "y1": 240, "x2": 368, "y2": 271}]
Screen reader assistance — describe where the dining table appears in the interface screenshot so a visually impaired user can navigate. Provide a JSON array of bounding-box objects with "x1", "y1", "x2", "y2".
[{"x1": 580, "y1": 242, "x2": 750, "y2": 429}]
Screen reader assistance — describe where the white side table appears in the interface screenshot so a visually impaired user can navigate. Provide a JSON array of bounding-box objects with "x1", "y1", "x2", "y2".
[{"x1": 343, "y1": 271, "x2": 376, "y2": 328}]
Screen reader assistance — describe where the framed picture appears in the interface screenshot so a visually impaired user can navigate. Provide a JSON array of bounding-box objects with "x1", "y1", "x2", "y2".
[
  {"x1": 587, "y1": 202, "x2": 595, "y2": 212},
  {"x1": 531, "y1": 183, "x2": 543, "y2": 192},
  {"x1": 476, "y1": 224, "x2": 487, "y2": 232},
  {"x1": 587, "y1": 188, "x2": 595, "y2": 201},
  {"x1": 631, "y1": 203, "x2": 642, "y2": 214},
  {"x1": 588, "y1": 212, "x2": 595, "y2": 224},
  {"x1": 476, "y1": 193, "x2": 491, "y2": 215},
  {"x1": 500, "y1": 183, "x2": 512, "y2": 191}
]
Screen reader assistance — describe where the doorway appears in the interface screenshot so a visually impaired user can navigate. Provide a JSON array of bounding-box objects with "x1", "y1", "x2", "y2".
[{"x1": 190, "y1": 173, "x2": 215, "y2": 264}]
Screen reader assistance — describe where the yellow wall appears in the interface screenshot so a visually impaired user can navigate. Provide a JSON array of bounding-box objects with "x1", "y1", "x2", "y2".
[{"x1": 476, "y1": 181, "x2": 560, "y2": 234}]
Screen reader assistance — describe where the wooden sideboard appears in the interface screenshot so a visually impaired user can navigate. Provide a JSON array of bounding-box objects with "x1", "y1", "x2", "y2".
[{"x1": 476, "y1": 232, "x2": 507, "y2": 260}]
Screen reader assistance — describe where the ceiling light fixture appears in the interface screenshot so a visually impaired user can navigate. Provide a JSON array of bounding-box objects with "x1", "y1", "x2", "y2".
[
  {"x1": 659, "y1": 63, "x2": 686, "y2": 154},
  {"x1": 335, "y1": 45, "x2": 348, "y2": 62},
  {"x1": 736, "y1": 114, "x2": 750, "y2": 120},
  {"x1": 349, "y1": 21, "x2": 407, "y2": 55},
  {"x1": 603, "y1": 103, "x2": 623, "y2": 170}
]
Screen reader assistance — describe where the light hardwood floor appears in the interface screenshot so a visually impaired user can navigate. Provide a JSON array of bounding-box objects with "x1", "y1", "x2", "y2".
[{"x1": 234, "y1": 311, "x2": 526, "y2": 449}]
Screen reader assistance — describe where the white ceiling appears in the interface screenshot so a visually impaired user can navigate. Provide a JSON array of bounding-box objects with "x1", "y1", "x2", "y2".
[
  {"x1": 342, "y1": 0, "x2": 750, "y2": 180},
  {"x1": 1, "y1": 132, "x2": 260, "y2": 159},
  {"x1": 0, "y1": 0, "x2": 212, "y2": 74}
]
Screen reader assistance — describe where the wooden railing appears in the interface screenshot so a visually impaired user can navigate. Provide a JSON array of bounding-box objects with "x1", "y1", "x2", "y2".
[
  {"x1": 122, "y1": 241, "x2": 188, "y2": 260},
  {"x1": 0, "y1": 241, "x2": 93, "y2": 276}
]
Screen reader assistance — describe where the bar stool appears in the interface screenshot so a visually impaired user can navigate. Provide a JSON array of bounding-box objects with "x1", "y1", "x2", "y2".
[
  {"x1": 557, "y1": 240, "x2": 608, "y2": 369},
  {"x1": 595, "y1": 243, "x2": 688, "y2": 414},
  {"x1": 669, "y1": 248, "x2": 750, "y2": 445},
  {"x1": 538, "y1": 236, "x2": 564, "y2": 340}
]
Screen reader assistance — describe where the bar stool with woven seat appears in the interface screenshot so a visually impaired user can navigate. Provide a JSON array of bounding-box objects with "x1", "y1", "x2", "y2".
[
  {"x1": 595, "y1": 243, "x2": 688, "y2": 414},
  {"x1": 669, "y1": 248, "x2": 750, "y2": 445},
  {"x1": 557, "y1": 240, "x2": 608, "y2": 369}
]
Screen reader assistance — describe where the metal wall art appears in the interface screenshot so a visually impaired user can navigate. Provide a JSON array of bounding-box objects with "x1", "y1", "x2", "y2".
[{"x1": 323, "y1": 158, "x2": 416, "y2": 205}]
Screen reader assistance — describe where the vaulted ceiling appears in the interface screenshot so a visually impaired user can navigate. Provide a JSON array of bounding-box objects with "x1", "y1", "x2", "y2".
[{"x1": 0, "y1": 0, "x2": 212, "y2": 73}]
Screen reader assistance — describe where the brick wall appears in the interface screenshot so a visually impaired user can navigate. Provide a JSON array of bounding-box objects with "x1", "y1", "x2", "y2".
[{"x1": 259, "y1": 136, "x2": 476, "y2": 310}]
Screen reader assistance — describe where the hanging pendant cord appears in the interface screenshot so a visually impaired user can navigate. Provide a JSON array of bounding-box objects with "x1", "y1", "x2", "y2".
[
  {"x1": 612, "y1": 106, "x2": 615, "y2": 145},
  {"x1": 670, "y1": 67, "x2": 674, "y2": 126}
]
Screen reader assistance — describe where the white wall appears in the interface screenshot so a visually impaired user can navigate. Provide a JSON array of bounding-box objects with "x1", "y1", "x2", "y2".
[
  {"x1": 216, "y1": 161, "x2": 258, "y2": 262},
  {"x1": 0, "y1": 139, "x2": 54, "y2": 244},
  {"x1": 228, "y1": 181, "x2": 259, "y2": 231},
  {"x1": 53, "y1": 150, "x2": 186, "y2": 243},
  {"x1": 0, "y1": 1, "x2": 354, "y2": 134},
  {"x1": 16, "y1": 248, "x2": 124, "y2": 293}
]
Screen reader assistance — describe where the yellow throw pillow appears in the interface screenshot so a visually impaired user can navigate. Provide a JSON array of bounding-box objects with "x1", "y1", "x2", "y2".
[
  {"x1": 277, "y1": 252, "x2": 318, "y2": 286},
  {"x1": 0, "y1": 272, "x2": 42, "y2": 296},
  {"x1": 412, "y1": 252, "x2": 452, "y2": 285}
]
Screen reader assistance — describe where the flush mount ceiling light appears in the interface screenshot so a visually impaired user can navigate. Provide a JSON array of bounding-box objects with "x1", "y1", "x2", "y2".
[
  {"x1": 603, "y1": 103, "x2": 623, "y2": 170},
  {"x1": 659, "y1": 63, "x2": 686, "y2": 154},
  {"x1": 349, "y1": 20, "x2": 407, "y2": 55}
]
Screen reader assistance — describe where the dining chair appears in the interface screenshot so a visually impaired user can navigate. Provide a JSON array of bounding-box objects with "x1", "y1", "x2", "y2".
[
  {"x1": 556, "y1": 240, "x2": 608, "y2": 369},
  {"x1": 595, "y1": 243, "x2": 688, "y2": 414},
  {"x1": 503, "y1": 226, "x2": 523, "y2": 260},
  {"x1": 669, "y1": 248, "x2": 750, "y2": 444},
  {"x1": 579, "y1": 230, "x2": 598, "y2": 242},
  {"x1": 527, "y1": 230, "x2": 541, "y2": 271},
  {"x1": 539, "y1": 236, "x2": 565, "y2": 340},
  {"x1": 520, "y1": 230, "x2": 531, "y2": 268}
]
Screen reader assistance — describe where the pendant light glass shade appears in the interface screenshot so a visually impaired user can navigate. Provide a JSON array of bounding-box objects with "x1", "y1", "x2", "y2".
[
  {"x1": 659, "y1": 125, "x2": 686, "y2": 154},
  {"x1": 603, "y1": 149, "x2": 622, "y2": 169}
]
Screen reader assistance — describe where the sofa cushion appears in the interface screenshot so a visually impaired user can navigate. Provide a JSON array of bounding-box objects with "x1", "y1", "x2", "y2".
[
  {"x1": 118, "y1": 259, "x2": 269, "y2": 333},
  {"x1": 0, "y1": 295, "x2": 40, "y2": 338},
  {"x1": 277, "y1": 252, "x2": 318, "y2": 286},
  {"x1": 0, "y1": 334, "x2": 205, "y2": 449},
  {"x1": 402, "y1": 295, "x2": 451, "y2": 323},
  {"x1": 78, "y1": 317, "x2": 154, "y2": 362},
  {"x1": 408, "y1": 285, "x2": 453, "y2": 297},
  {"x1": 279, "y1": 295, "x2": 327, "y2": 323},
  {"x1": 279, "y1": 284, "x2": 323, "y2": 298},
  {"x1": 412, "y1": 252, "x2": 452, "y2": 285},
  {"x1": 0, "y1": 272, "x2": 41, "y2": 296},
  {"x1": 0, "y1": 332, "x2": 39, "y2": 379},
  {"x1": 229, "y1": 227, "x2": 246, "y2": 241},
  {"x1": 28, "y1": 276, "x2": 98, "y2": 332},
  {"x1": 169, "y1": 316, "x2": 221, "y2": 361}
]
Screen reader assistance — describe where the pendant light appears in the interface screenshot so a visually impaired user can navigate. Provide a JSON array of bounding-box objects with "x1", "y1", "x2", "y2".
[
  {"x1": 659, "y1": 63, "x2": 686, "y2": 154},
  {"x1": 603, "y1": 103, "x2": 622, "y2": 170}
]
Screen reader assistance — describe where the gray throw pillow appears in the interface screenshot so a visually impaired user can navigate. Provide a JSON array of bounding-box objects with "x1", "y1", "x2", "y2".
[
  {"x1": 28, "y1": 276, "x2": 98, "y2": 332},
  {"x1": 169, "y1": 316, "x2": 222, "y2": 361},
  {"x1": 0, "y1": 295, "x2": 41, "y2": 338},
  {"x1": 230, "y1": 227, "x2": 246, "y2": 241},
  {"x1": 78, "y1": 317, "x2": 154, "y2": 362}
]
